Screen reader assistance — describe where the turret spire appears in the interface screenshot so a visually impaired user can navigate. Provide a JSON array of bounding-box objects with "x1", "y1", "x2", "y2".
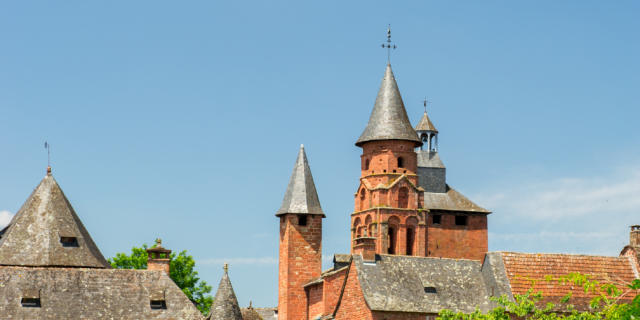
[
  {"x1": 209, "y1": 264, "x2": 242, "y2": 320},
  {"x1": 276, "y1": 145, "x2": 324, "y2": 217},
  {"x1": 415, "y1": 101, "x2": 439, "y2": 152},
  {"x1": 356, "y1": 64, "x2": 421, "y2": 147}
]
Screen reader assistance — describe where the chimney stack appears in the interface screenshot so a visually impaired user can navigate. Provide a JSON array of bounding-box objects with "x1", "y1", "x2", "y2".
[
  {"x1": 147, "y1": 238, "x2": 172, "y2": 274},
  {"x1": 353, "y1": 237, "x2": 376, "y2": 261},
  {"x1": 631, "y1": 225, "x2": 640, "y2": 247}
]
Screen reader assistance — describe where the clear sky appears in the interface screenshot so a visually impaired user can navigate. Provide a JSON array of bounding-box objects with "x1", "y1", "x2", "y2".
[{"x1": 1, "y1": 0, "x2": 639, "y2": 308}]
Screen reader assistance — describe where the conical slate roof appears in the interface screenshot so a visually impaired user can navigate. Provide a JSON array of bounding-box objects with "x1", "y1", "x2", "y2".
[
  {"x1": 356, "y1": 64, "x2": 421, "y2": 147},
  {"x1": 0, "y1": 172, "x2": 109, "y2": 268},
  {"x1": 275, "y1": 145, "x2": 325, "y2": 217},
  {"x1": 209, "y1": 265, "x2": 243, "y2": 320},
  {"x1": 415, "y1": 111, "x2": 438, "y2": 133}
]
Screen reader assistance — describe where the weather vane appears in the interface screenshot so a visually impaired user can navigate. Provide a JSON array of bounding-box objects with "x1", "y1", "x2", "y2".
[
  {"x1": 423, "y1": 97, "x2": 431, "y2": 113},
  {"x1": 44, "y1": 141, "x2": 51, "y2": 172},
  {"x1": 381, "y1": 24, "x2": 397, "y2": 63}
]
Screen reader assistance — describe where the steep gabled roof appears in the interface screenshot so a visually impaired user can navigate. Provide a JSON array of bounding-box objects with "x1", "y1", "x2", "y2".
[
  {"x1": 0, "y1": 173, "x2": 109, "y2": 268},
  {"x1": 356, "y1": 64, "x2": 421, "y2": 147},
  {"x1": 209, "y1": 266, "x2": 243, "y2": 320},
  {"x1": 415, "y1": 112, "x2": 438, "y2": 133},
  {"x1": 276, "y1": 145, "x2": 324, "y2": 217}
]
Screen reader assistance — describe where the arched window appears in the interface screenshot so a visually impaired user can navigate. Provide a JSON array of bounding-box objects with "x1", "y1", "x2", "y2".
[
  {"x1": 398, "y1": 187, "x2": 408, "y2": 208},
  {"x1": 387, "y1": 216, "x2": 400, "y2": 254},
  {"x1": 364, "y1": 159, "x2": 370, "y2": 171},
  {"x1": 365, "y1": 215, "x2": 373, "y2": 236},
  {"x1": 353, "y1": 217, "x2": 362, "y2": 238},
  {"x1": 406, "y1": 217, "x2": 418, "y2": 256},
  {"x1": 397, "y1": 157, "x2": 404, "y2": 168},
  {"x1": 359, "y1": 189, "x2": 366, "y2": 211}
]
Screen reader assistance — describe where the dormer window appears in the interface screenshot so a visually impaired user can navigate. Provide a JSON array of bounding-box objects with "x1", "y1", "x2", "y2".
[
  {"x1": 150, "y1": 288, "x2": 167, "y2": 310},
  {"x1": 21, "y1": 289, "x2": 41, "y2": 308},
  {"x1": 60, "y1": 236, "x2": 79, "y2": 247},
  {"x1": 424, "y1": 286, "x2": 437, "y2": 294},
  {"x1": 150, "y1": 300, "x2": 167, "y2": 310}
]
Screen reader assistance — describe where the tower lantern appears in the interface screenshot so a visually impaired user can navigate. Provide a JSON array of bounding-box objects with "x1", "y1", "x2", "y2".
[{"x1": 415, "y1": 99, "x2": 439, "y2": 152}]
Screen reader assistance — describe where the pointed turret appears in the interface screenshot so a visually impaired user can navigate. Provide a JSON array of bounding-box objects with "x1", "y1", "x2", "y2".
[
  {"x1": 415, "y1": 110, "x2": 439, "y2": 152},
  {"x1": 209, "y1": 264, "x2": 243, "y2": 320},
  {"x1": 0, "y1": 172, "x2": 109, "y2": 268},
  {"x1": 415, "y1": 111, "x2": 438, "y2": 133},
  {"x1": 356, "y1": 64, "x2": 421, "y2": 147},
  {"x1": 275, "y1": 145, "x2": 324, "y2": 217}
]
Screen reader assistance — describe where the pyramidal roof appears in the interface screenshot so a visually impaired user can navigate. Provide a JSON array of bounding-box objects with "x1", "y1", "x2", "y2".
[
  {"x1": 275, "y1": 145, "x2": 325, "y2": 217},
  {"x1": 0, "y1": 172, "x2": 109, "y2": 268},
  {"x1": 415, "y1": 111, "x2": 438, "y2": 133},
  {"x1": 209, "y1": 265, "x2": 243, "y2": 320},
  {"x1": 356, "y1": 64, "x2": 421, "y2": 147}
]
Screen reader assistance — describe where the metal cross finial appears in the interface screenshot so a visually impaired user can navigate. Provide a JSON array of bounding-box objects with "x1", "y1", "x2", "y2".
[
  {"x1": 381, "y1": 24, "x2": 397, "y2": 63},
  {"x1": 423, "y1": 97, "x2": 431, "y2": 113}
]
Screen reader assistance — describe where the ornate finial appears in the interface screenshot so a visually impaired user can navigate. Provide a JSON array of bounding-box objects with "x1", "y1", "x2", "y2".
[
  {"x1": 44, "y1": 141, "x2": 51, "y2": 174},
  {"x1": 249, "y1": 301, "x2": 253, "y2": 308},
  {"x1": 223, "y1": 263, "x2": 228, "y2": 273},
  {"x1": 381, "y1": 24, "x2": 397, "y2": 63},
  {"x1": 155, "y1": 238, "x2": 162, "y2": 246}
]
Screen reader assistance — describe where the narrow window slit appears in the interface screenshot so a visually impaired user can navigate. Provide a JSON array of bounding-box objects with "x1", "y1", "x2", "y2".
[
  {"x1": 21, "y1": 298, "x2": 41, "y2": 308},
  {"x1": 150, "y1": 300, "x2": 167, "y2": 309}
]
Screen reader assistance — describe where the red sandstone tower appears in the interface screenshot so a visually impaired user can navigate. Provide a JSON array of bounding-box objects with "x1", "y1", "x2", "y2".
[
  {"x1": 277, "y1": 145, "x2": 324, "y2": 320},
  {"x1": 352, "y1": 63, "x2": 490, "y2": 260},
  {"x1": 352, "y1": 64, "x2": 426, "y2": 257}
]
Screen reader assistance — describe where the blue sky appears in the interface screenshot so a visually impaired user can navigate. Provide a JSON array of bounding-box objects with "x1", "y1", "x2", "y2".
[{"x1": 1, "y1": 1, "x2": 639, "y2": 308}]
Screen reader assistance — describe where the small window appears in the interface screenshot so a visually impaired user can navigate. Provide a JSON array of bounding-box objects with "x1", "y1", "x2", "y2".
[
  {"x1": 364, "y1": 159, "x2": 370, "y2": 171},
  {"x1": 455, "y1": 216, "x2": 468, "y2": 226},
  {"x1": 150, "y1": 300, "x2": 167, "y2": 310},
  {"x1": 298, "y1": 215, "x2": 308, "y2": 226},
  {"x1": 60, "y1": 236, "x2": 79, "y2": 247},
  {"x1": 21, "y1": 298, "x2": 41, "y2": 308},
  {"x1": 424, "y1": 287, "x2": 437, "y2": 294},
  {"x1": 432, "y1": 215, "x2": 441, "y2": 225},
  {"x1": 397, "y1": 157, "x2": 405, "y2": 168}
]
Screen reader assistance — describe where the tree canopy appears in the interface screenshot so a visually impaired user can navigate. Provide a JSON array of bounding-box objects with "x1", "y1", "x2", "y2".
[{"x1": 108, "y1": 241, "x2": 213, "y2": 315}]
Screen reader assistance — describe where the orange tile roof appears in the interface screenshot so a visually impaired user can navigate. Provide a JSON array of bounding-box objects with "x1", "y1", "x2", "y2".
[{"x1": 500, "y1": 252, "x2": 638, "y2": 309}]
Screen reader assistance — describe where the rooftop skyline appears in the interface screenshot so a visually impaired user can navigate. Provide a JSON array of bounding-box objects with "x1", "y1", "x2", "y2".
[{"x1": 1, "y1": 1, "x2": 639, "y2": 307}]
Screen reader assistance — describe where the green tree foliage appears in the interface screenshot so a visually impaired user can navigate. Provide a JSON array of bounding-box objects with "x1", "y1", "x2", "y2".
[
  {"x1": 437, "y1": 274, "x2": 640, "y2": 320},
  {"x1": 108, "y1": 242, "x2": 213, "y2": 315}
]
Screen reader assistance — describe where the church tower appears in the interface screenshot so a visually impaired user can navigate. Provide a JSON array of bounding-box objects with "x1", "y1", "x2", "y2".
[
  {"x1": 276, "y1": 145, "x2": 324, "y2": 320},
  {"x1": 352, "y1": 64, "x2": 427, "y2": 257}
]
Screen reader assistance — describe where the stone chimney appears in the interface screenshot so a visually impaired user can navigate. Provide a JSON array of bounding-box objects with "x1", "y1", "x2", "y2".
[
  {"x1": 147, "y1": 238, "x2": 172, "y2": 274},
  {"x1": 353, "y1": 237, "x2": 376, "y2": 261},
  {"x1": 630, "y1": 225, "x2": 640, "y2": 247}
]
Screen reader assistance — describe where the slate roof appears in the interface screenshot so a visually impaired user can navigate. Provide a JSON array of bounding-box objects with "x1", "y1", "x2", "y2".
[
  {"x1": 423, "y1": 185, "x2": 491, "y2": 214},
  {"x1": 498, "y1": 251, "x2": 639, "y2": 308},
  {"x1": 415, "y1": 112, "x2": 438, "y2": 133},
  {"x1": 0, "y1": 266, "x2": 204, "y2": 319},
  {"x1": 209, "y1": 266, "x2": 243, "y2": 320},
  {"x1": 240, "y1": 305, "x2": 264, "y2": 320},
  {"x1": 276, "y1": 145, "x2": 325, "y2": 217},
  {"x1": 417, "y1": 150, "x2": 445, "y2": 169},
  {"x1": 356, "y1": 64, "x2": 421, "y2": 147},
  {"x1": 353, "y1": 254, "x2": 495, "y2": 314},
  {"x1": 244, "y1": 307, "x2": 277, "y2": 320},
  {"x1": 0, "y1": 173, "x2": 109, "y2": 268}
]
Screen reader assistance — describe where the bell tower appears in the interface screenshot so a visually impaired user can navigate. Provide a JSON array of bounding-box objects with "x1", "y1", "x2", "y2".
[
  {"x1": 277, "y1": 145, "x2": 324, "y2": 320},
  {"x1": 352, "y1": 63, "x2": 426, "y2": 257}
]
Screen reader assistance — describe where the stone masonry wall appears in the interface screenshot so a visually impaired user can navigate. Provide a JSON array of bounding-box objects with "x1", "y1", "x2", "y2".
[{"x1": 427, "y1": 213, "x2": 487, "y2": 261}]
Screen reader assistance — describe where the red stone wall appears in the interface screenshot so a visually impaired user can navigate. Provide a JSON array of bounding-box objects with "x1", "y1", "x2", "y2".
[
  {"x1": 278, "y1": 214, "x2": 322, "y2": 320},
  {"x1": 307, "y1": 283, "x2": 324, "y2": 319},
  {"x1": 427, "y1": 213, "x2": 488, "y2": 261},
  {"x1": 322, "y1": 268, "x2": 348, "y2": 316},
  {"x1": 334, "y1": 262, "x2": 374, "y2": 320}
]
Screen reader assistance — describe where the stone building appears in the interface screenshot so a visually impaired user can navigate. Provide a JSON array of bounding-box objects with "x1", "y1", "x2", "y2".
[
  {"x1": 273, "y1": 63, "x2": 640, "y2": 320},
  {"x1": 0, "y1": 169, "x2": 204, "y2": 319}
]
